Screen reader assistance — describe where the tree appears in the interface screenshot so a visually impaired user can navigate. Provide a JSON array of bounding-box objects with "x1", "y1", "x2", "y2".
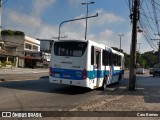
[
  {"x1": 140, "y1": 51, "x2": 158, "y2": 68},
  {"x1": 1, "y1": 30, "x2": 25, "y2": 36},
  {"x1": 14, "y1": 31, "x2": 25, "y2": 36},
  {"x1": 1, "y1": 30, "x2": 14, "y2": 36}
]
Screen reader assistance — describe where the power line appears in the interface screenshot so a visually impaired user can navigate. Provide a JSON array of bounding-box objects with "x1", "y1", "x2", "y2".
[
  {"x1": 2, "y1": 0, "x2": 8, "y2": 6},
  {"x1": 137, "y1": 0, "x2": 160, "y2": 51},
  {"x1": 3, "y1": 0, "x2": 57, "y2": 39}
]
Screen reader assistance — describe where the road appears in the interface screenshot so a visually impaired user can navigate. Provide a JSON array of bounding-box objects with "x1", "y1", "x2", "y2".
[
  {"x1": 0, "y1": 68, "x2": 159, "y2": 119},
  {"x1": 0, "y1": 68, "x2": 49, "y2": 81},
  {"x1": 0, "y1": 68, "x2": 104, "y2": 111}
]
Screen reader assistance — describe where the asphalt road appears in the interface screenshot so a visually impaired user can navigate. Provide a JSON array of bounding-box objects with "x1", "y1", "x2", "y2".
[
  {"x1": 0, "y1": 68, "x2": 49, "y2": 81},
  {"x1": 0, "y1": 68, "x2": 159, "y2": 119},
  {"x1": 0, "y1": 68, "x2": 127, "y2": 112},
  {"x1": 0, "y1": 77, "x2": 99, "y2": 111}
]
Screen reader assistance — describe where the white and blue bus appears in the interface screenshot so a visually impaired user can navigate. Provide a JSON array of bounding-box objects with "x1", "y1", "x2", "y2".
[{"x1": 49, "y1": 40, "x2": 124, "y2": 90}]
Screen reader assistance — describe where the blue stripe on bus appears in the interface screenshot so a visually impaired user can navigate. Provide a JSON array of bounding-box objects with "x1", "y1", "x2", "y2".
[
  {"x1": 50, "y1": 68, "x2": 124, "y2": 80},
  {"x1": 51, "y1": 68, "x2": 83, "y2": 80}
]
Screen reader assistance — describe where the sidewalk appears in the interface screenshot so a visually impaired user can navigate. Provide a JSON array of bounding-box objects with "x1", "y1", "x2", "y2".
[{"x1": 59, "y1": 76, "x2": 160, "y2": 120}]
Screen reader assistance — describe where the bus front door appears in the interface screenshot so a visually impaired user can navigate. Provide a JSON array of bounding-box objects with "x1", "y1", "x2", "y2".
[
  {"x1": 91, "y1": 46, "x2": 102, "y2": 88},
  {"x1": 94, "y1": 50, "x2": 102, "y2": 87}
]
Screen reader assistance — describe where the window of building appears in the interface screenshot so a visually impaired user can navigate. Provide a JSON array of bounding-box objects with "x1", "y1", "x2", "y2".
[
  {"x1": 25, "y1": 43, "x2": 32, "y2": 50},
  {"x1": 33, "y1": 45, "x2": 38, "y2": 51}
]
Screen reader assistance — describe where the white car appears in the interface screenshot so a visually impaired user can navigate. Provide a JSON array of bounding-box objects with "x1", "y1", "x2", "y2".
[{"x1": 136, "y1": 68, "x2": 145, "y2": 74}]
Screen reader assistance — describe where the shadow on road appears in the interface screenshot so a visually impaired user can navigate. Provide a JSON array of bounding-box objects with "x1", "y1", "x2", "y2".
[
  {"x1": 0, "y1": 78, "x2": 92, "y2": 95},
  {"x1": 1, "y1": 75, "x2": 160, "y2": 103}
]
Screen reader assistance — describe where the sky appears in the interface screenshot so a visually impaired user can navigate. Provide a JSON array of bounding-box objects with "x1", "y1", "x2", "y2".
[{"x1": 1, "y1": 0, "x2": 155, "y2": 54}]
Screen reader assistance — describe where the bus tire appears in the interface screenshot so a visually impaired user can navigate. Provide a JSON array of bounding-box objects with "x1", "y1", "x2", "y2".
[
  {"x1": 153, "y1": 73, "x2": 156, "y2": 77},
  {"x1": 118, "y1": 74, "x2": 122, "y2": 83},
  {"x1": 100, "y1": 76, "x2": 107, "y2": 91}
]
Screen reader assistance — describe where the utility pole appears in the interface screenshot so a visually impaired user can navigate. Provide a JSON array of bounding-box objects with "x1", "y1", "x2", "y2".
[
  {"x1": 118, "y1": 34, "x2": 124, "y2": 52},
  {"x1": 151, "y1": 33, "x2": 160, "y2": 65},
  {"x1": 137, "y1": 43, "x2": 141, "y2": 52},
  {"x1": 81, "y1": 1, "x2": 95, "y2": 40},
  {"x1": 129, "y1": 0, "x2": 139, "y2": 91},
  {"x1": 0, "y1": 0, "x2": 2, "y2": 38},
  {"x1": 58, "y1": 13, "x2": 98, "y2": 40}
]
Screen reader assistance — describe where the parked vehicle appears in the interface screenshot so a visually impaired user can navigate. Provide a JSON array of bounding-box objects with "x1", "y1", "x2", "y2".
[
  {"x1": 152, "y1": 65, "x2": 160, "y2": 77},
  {"x1": 149, "y1": 68, "x2": 154, "y2": 74},
  {"x1": 153, "y1": 68, "x2": 160, "y2": 77},
  {"x1": 36, "y1": 59, "x2": 50, "y2": 68},
  {"x1": 136, "y1": 68, "x2": 145, "y2": 74}
]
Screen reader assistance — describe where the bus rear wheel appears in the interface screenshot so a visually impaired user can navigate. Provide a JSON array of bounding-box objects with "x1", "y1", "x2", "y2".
[
  {"x1": 100, "y1": 76, "x2": 107, "y2": 91},
  {"x1": 118, "y1": 74, "x2": 122, "y2": 83}
]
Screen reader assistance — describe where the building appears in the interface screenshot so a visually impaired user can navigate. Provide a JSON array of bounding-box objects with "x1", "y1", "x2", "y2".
[
  {"x1": 0, "y1": 40, "x2": 18, "y2": 67},
  {"x1": 1, "y1": 35, "x2": 41, "y2": 68}
]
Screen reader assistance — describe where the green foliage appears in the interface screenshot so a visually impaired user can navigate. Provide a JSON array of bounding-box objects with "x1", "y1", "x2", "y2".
[
  {"x1": 140, "y1": 51, "x2": 158, "y2": 68},
  {"x1": 5, "y1": 61, "x2": 12, "y2": 65},
  {"x1": 0, "y1": 61, "x2": 6, "y2": 67},
  {"x1": 1, "y1": 30, "x2": 14, "y2": 36},
  {"x1": 1, "y1": 30, "x2": 25, "y2": 36},
  {"x1": 14, "y1": 31, "x2": 25, "y2": 36},
  {"x1": 124, "y1": 53, "x2": 130, "y2": 69},
  {"x1": 116, "y1": 50, "x2": 158, "y2": 69}
]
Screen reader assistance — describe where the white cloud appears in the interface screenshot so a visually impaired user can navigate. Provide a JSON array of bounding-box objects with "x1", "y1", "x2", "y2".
[
  {"x1": 32, "y1": 0, "x2": 56, "y2": 17},
  {"x1": 4, "y1": 0, "x2": 57, "y2": 39},
  {"x1": 91, "y1": 8, "x2": 125, "y2": 26},
  {"x1": 71, "y1": 8, "x2": 125, "y2": 29},
  {"x1": 60, "y1": 9, "x2": 129, "y2": 52},
  {"x1": 5, "y1": 3, "x2": 150, "y2": 54},
  {"x1": 5, "y1": 9, "x2": 58, "y2": 39}
]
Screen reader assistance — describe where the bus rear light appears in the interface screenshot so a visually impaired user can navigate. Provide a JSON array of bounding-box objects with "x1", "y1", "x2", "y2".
[
  {"x1": 49, "y1": 67, "x2": 52, "y2": 76},
  {"x1": 83, "y1": 69, "x2": 87, "y2": 79}
]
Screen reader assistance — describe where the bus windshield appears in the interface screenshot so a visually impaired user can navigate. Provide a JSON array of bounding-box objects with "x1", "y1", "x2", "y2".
[{"x1": 54, "y1": 41, "x2": 87, "y2": 57}]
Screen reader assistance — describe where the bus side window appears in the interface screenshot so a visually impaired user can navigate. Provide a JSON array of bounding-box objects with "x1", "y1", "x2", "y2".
[
  {"x1": 91, "y1": 46, "x2": 94, "y2": 65},
  {"x1": 114, "y1": 54, "x2": 118, "y2": 66},
  {"x1": 103, "y1": 50, "x2": 109, "y2": 66},
  {"x1": 109, "y1": 52, "x2": 113, "y2": 65},
  {"x1": 118, "y1": 55, "x2": 121, "y2": 66},
  {"x1": 95, "y1": 51, "x2": 100, "y2": 68}
]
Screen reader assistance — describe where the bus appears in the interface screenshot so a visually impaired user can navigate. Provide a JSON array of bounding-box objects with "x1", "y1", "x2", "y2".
[{"x1": 49, "y1": 40, "x2": 124, "y2": 90}]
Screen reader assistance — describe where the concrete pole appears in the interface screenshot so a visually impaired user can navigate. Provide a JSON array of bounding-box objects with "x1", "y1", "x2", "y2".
[
  {"x1": 137, "y1": 43, "x2": 141, "y2": 52},
  {"x1": 118, "y1": 34, "x2": 124, "y2": 52},
  {"x1": 129, "y1": 0, "x2": 139, "y2": 91},
  {"x1": 0, "y1": 0, "x2": 2, "y2": 37},
  {"x1": 152, "y1": 34, "x2": 160, "y2": 65}
]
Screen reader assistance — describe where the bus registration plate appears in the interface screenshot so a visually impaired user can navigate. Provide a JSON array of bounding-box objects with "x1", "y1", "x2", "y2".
[
  {"x1": 54, "y1": 73, "x2": 60, "y2": 78},
  {"x1": 63, "y1": 74, "x2": 70, "y2": 78}
]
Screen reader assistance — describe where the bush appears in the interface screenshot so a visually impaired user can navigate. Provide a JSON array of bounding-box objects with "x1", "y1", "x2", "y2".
[
  {"x1": 1, "y1": 30, "x2": 25, "y2": 36},
  {"x1": 1, "y1": 63, "x2": 6, "y2": 67},
  {"x1": 5, "y1": 61, "x2": 12, "y2": 65}
]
